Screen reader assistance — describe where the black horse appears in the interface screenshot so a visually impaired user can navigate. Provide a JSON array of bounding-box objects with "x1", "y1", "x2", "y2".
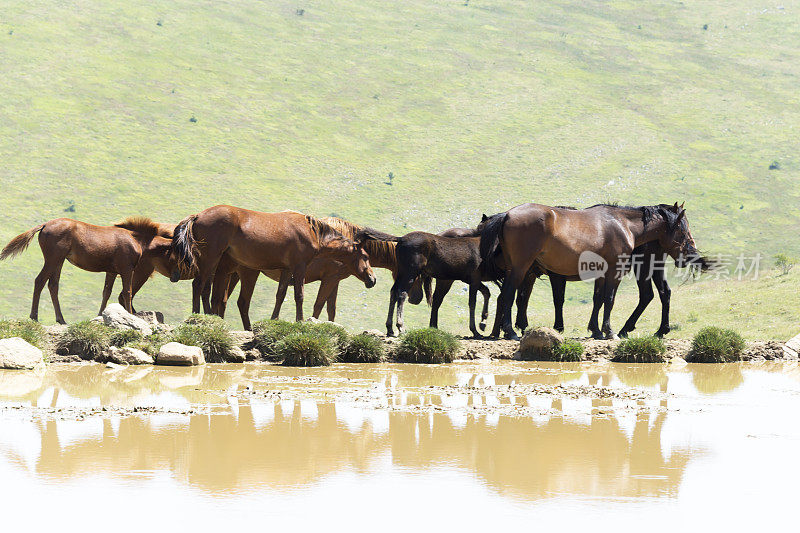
[{"x1": 362, "y1": 229, "x2": 500, "y2": 337}]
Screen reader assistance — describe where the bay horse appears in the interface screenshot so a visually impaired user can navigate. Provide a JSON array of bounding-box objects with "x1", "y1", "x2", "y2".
[
  {"x1": 0, "y1": 217, "x2": 172, "y2": 323},
  {"x1": 479, "y1": 203, "x2": 702, "y2": 339},
  {"x1": 169, "y1": 206, "x2": 376, "y2": 322},
  {"x1": 363, "y1": 229, "x2": 501, "y2": 337},
  {"x1": 509, "y1": 206, "x2": 708, "y2": 338}
]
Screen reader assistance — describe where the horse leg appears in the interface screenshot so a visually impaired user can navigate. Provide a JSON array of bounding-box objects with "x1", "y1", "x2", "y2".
[
  {"x1": 515, "y1": 271, "x2": 536, "y2": 332},
  {"x1": 600, "y1": 277, "x2": 621, "y2": 339},
  {"x1": 313, "y1": 279, "x2": 336, "y2": 319},
  {"x1": 386, "y1": 285, "x2": 399, "y2": 337},
  {"x1": 99, "y1": 272, "x2": 116, "y2": 316},
  {"x1": 478, "y1": 283, "x2": 491, "y2": 331},
  {"x1": 123, "y1": 264, "x2": 154, "y2": 314},
  {"x1": 326, "y1": 284, "x2": 339, "y2": 322},
  {"x1": 619, "y1": 278, "x2": 654, "y2": 338},
  {"x1": 47, "y1": 261, "x2": 67, "y2": 325},
  {"x1": 428, "y1": 279, "x2": 454, "y2": 329},
  {"x1": 587, "y1": 279, "x2": 605, "y2": 339},
  {"x1": 271, "y1": 270, "x2": 291, "y2": 320},
  {"x1": 119, "y1": 271, "x2": 134, "y2": 314},
  {"x1": 394, "y1": 274, "x2": 417, "y2": 335},
  {"x1": 292, "y1": 265, "x2": 307, "y2": 322},
  {"x1": 236, "y1": 269, "x2": 259, "y2": 331},
  {"x1": 201, "y1": 279, "x2": 213, "y2": 314},
  {"x1": 549, "y1": 273, "x2": 567, "y2": 333},
  {"x1": 191, "y1": 278, "x2": 204, "y2": 314},
  {"x1": 499, "y1": 267, "x2": 532, "y2": 340},
  {"x1": 653, "y1": 267, "x2": 672, "y2": 337},
  {"x1": 468, "y1": 280, "x2": 483, "y2": 339},
  {"x1": 30, "y1": 262, "x2": 56, "y2": 322},
  {"x1": 223, "y1": 272, "x2": 240, "y2": 318}
]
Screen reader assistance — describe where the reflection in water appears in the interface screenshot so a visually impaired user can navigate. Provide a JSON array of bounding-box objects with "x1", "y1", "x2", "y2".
[
  {"x1": 15, "y1": 399, "x2": 689, "y2": 500},
  {"x1": 1, "y1": 361, "x2": 798, "y2": 504}
]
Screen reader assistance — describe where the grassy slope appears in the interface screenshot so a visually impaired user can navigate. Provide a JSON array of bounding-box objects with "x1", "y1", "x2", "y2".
[{"x1": 0, "y1": 0, "x2": 798, "y2": 338}]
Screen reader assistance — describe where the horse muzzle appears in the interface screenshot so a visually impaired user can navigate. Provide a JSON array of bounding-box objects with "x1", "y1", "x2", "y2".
[
  {"x1": 364, "y1": 274, "x2": 377, "y2": 289},
  {"x1": 169, "y1": 270, "x2": 182, "y2": 283}
]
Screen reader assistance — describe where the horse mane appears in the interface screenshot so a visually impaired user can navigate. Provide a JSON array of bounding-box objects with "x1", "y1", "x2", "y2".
[
  {"x1": 305, "y1": 215, "x2": 353, "y2": 247},
  {"x1": 588, "y1": 203, "x2": 668, "y2": 227},
  {"x1": 321, "y1": 216, "x2": 398, "y2": 267},
  {"x1": 114, "y1": 216, "x2": 161, "y2": 237}
]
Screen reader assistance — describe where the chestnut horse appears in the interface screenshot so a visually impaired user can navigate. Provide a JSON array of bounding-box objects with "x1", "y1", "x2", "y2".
[
  {"x1": 210, "y1": 254, "x2": 360, "y2": 330},
  {"x1": 0, "y1": 217, "x2": 172, "y2": 323},
  {"x1": 479, "y1": 203, "x2": 702, "y2": 339},
  {"x1": 170, "y1": 206, "x2": 376, "y2": 322},
  {"x1": 207, "y1": 216, "x2": 428, "y2": 329}
]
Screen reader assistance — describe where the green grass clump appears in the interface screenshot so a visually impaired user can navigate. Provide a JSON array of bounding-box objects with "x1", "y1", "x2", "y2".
[
  {"x1": 129, "y1": 331, "x2": 174, "y2": 356},
  {"x1": 687, "y1": 326, "x2": 745, "y2": 363},
  {"x1": 311, "y1": 321, "x2": 350, "y2": 349},
  {"x1": 0, "y1": 319, "x2": 46, "y2": 348},
  {"x1": 109, "y1": 328, "x2": 143, "y2": 347},
  {"x1": 341, "y1": 333, "x2": 385, "y2": 363},
  {"x1": 173, "y1": 316, "x2": 235, "y2": 363},
  {"x1": 277, "y1": 331, "x2": 337, "y2": 367},
  {"x1": 251, "y1": 320, "x2": 312, "y2": 358},
  {"x1": 58, "y1": 321, "x2": 111, "y2": 360},
  {"x1": 612, "y1": 336, "x2": 668, "y2": 363},
  {"x1": 518, "y1": 337, "x2": 585, "y2": 362},
  {"x1": 394, "y1": 328, "x2": 459, "y2": 364}
]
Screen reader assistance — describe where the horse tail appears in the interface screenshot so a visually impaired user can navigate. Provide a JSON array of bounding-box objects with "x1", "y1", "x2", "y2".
[
  {"x1": 0, "y1": 223, "x2": 45, "y2": 261},
  {"x1": 172, "y1": 214, "x2": 199, "y2": 275},
  {"x1": 479, "y1": 212, "x2": 508, "y2": 282},
  {"x1": 356, "y1": 228, "x2": 400, "y2": 243}
]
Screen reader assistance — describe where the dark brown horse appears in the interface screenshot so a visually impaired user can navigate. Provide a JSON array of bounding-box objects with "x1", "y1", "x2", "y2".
[
  {"x1": 479, "y1": 203, "x2": 702, "y2": 339},
  {"x1": 170, "y1": 206, "x2": 376, "y2": 322},
  {"x1": 0, "y1": 217, "x2": 172, "y2": 323},
  {"x1": 364, "y1": 229, "x2": 501, "y2": 337}
]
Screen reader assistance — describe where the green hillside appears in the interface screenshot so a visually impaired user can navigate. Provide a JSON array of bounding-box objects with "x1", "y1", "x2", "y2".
[{"x1": 1, "y1": 0, "x2": 798, "y2": 338}]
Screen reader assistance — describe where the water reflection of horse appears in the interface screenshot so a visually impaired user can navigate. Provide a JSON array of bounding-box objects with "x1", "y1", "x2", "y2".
[{"x1": 14, "y1": 396, "x2": 695, "y2": 500}]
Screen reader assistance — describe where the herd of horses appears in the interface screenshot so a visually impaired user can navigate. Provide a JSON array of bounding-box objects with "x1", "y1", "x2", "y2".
[{"x1": 0, "y1": 202, "x2": 708, "y2": 340}]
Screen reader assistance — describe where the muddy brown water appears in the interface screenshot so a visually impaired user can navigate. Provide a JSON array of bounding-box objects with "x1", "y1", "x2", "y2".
[{"x1": 1, "y1": 361, "x2": 798, "y2": 529}]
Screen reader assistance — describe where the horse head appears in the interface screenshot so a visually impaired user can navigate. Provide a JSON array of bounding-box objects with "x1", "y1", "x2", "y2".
[{"x1": 658, "y1": 202, "x2": 707, "y2": 269}]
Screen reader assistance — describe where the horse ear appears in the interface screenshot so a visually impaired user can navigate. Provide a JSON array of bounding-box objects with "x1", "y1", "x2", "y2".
[
  {"x1": 679, "y1": 201, "x2": 685, "y2": 209},
  {"x1": 481, "y1": 214, "x2": 488, "y2": 222},
  {"x1": 672, "y1": 202, "x2": 679, "y2": 211},
  {"x1": 676, "y1": 209, "x2": 686, "y2": 222}
]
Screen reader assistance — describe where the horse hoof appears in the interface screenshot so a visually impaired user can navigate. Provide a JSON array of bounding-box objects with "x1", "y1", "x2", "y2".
[
  {"x1": 471, "y1": 333, "x2": 485, "y2": 340},
  {"x1": 605, "y1": 333, "x2": 620, "y2": 340},
  {"x1": 590, "y1": 332, "x2": 604, "y2": 340},
  {"x1": 503, "y1": 332, "x2": 520, "y2": 341},
  {"x1": 479, "y1": 322, "x2": 487, "y2": 331},
  {"x1": 619, "y1": 330, "x2": 630, "y2": 338}
]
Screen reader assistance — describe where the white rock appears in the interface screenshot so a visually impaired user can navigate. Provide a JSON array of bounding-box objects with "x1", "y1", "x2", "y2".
[
  {"x1": 223, "y1": 346, "x2": 246, "y2": 363},
  {"x1": 106, "y1": 346, "x2": 154, "y2": 365},
  {"x1": 101, "y1": 303, "x2": 153, "y2": 336},
  {"x1": 156, "y1": 342, "x2": 205, "y2": 366},
  {"x1": 518, "y1": 327, "x2": 564, "y2": 352},
  {"x1": 786, "y1": 333, "x2": 800, "y2": 354},
  {"x1": 0, "y1": 337, "x2": 45, "y2": 370}
]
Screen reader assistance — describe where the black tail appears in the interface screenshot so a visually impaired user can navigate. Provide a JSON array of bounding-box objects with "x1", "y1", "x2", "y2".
[
  {"x1": 478, "y1": 212, "x2": 508, "y2": 283},
  {"x1": 356, "y1": 227, "x2": 400, "y2": 243},
  {"x1": 172, "y1": 214, "x2": 199, "y2": 276}
]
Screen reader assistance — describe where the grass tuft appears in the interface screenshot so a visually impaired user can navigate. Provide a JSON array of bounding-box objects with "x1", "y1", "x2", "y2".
[
  {"x1": 394, "y1": 328, "x2": 459, "y2": 364},
  {"x1": 251, "y1": 320, "x2": 312, "y2": 358},
  {"x1": 686, "y1": 326, "x2": 745, "y2": 363},
  {"x1": 310, "y1": 321, "x2": 350, "y2": 349},
  {"x1": 612, "y1": 336, "x2": 668, "y2": 363},
  {"x1": 172, "y1": 315, "x2": 235, "y2": 363},
  {"x1": 109, "y1": 328, "x2": 143, "y2": 347},
  {"x1": 341, "y1": 333, "x2": 385, "y2": 363},
  {"x1": 58, "y1": 321, "x2": 111, "y2": 360},
  {"x1": 277, "y1": 331, "x2": 337, "y2": 366},
  {"x1": 518, "y1": 337, "x2": 585, "y2": 361},
  {"x1": 0, "y1": 319, "x2": 46, "y2": 348}
]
